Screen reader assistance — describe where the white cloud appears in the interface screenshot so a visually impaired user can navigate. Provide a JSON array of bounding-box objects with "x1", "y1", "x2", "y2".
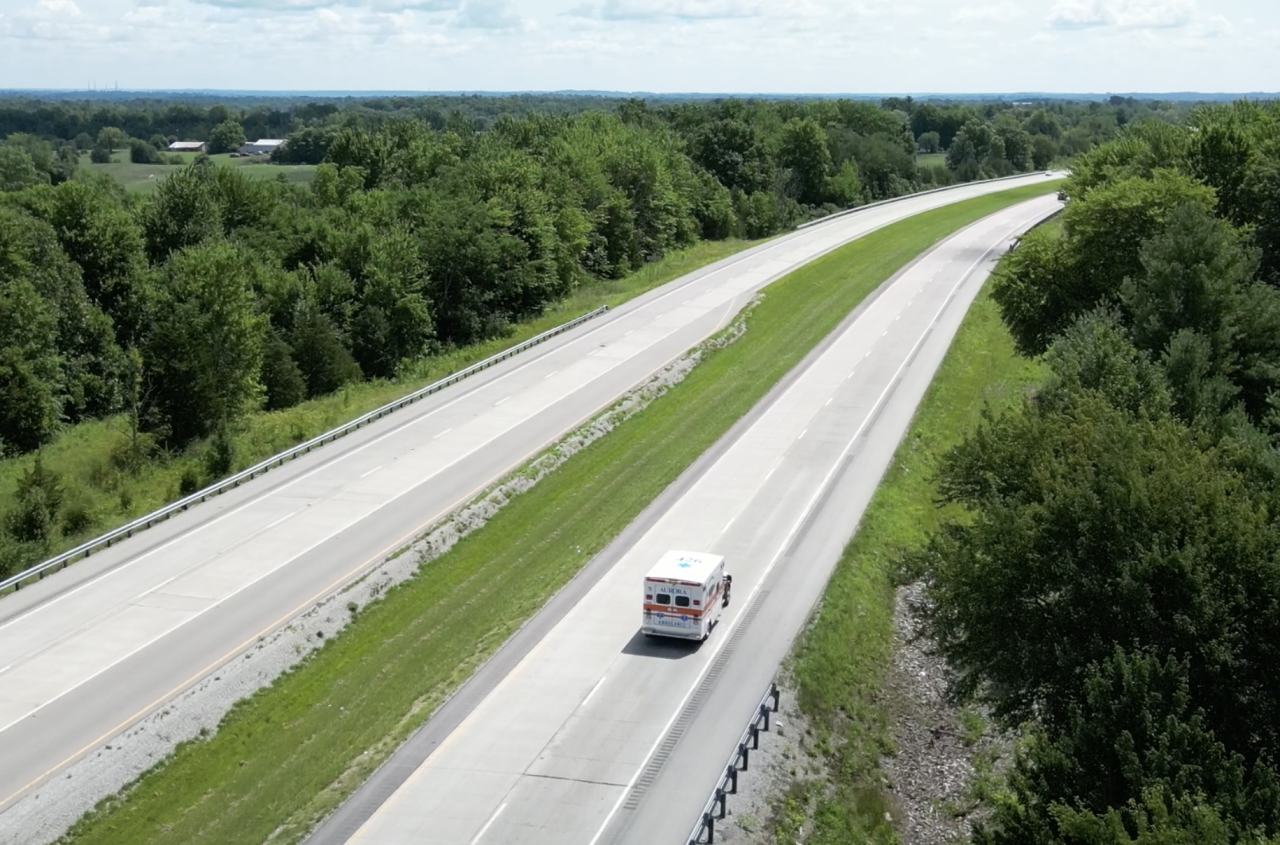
[
  {"x1": 1048, "y1": 0, "x2": 1195, "y2": 29},
  {"x1": 26, "y1": 0, "x2": 82, "y2": 16},
  {"x1": 566, "y1": 0, "x2": 760, "y2": 21},
  {"x1": 951, "y1": 1, "x2": 1022, "y2": 23},
  {"x1": 1048, "y1": 0, "x2": 1110, "y2": 27},
  {"x1": 453, "y1": 0, "x2": 526, "y2": 29},
  {"x1": 194, "y1": 0, "x2": 457, "y2": 11},
  {"x1": 1189, "y1": 11, "x2": 1231, "y2": 37},
  {"x1": 1112, "y1": 0, "x2": 1194, "y2": 27}
]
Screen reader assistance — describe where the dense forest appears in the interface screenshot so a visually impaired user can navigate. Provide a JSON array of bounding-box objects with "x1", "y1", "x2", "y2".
[
  {"x1": 0, "y1": 93, "x2": 1166, "y2": 576},
  {"x1": 900, "y1": 100, "x2": 1280, "y2": 843}
]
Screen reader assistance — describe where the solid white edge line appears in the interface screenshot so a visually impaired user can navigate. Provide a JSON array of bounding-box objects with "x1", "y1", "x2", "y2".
[
  {"x1": 582, "y1": 676, "x2": 608, "y2": 707},
  {"x1": 469, "y1": 802, "x2": 508, "y2": 845}
]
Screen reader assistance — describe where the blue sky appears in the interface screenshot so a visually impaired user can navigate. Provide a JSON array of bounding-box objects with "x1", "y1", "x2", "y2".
[{"x1": 0, "y1": 0, "x2": 1275, "y2": 93}]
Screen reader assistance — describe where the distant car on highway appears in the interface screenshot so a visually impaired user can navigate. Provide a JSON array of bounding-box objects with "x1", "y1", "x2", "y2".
[{"x1": 642, "y1": 550, "x2": 730, "y2": 641}]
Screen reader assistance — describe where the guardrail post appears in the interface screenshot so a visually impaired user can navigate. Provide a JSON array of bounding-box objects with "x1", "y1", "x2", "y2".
[
  {"x1": 749, "y1": 723, "x2": 759, "y2": 750},
  {"x1": 739, "y1": 741, "x2": 749, "y2": 771},
  {"x1": 726, "y1": 763, "x2": 738, "y2": 794}
]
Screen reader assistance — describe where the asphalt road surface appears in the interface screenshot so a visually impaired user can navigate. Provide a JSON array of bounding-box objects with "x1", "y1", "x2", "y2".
[
  {"x1": 312, "y1": 195, "x2": 1064, "y2": 845},
  {"x1": 0, "y1": 174, "x2": 1060, "y2": 818}
]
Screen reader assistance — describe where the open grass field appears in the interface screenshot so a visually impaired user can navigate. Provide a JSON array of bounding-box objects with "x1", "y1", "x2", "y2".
[
  {"x1": 783, "y1": 261, "x2": 1052, "y2": 842},
  {"x1": 57, "y1": 182, "x2": 1061, "y2": 845},
  {"x1": 77, "y1": 150, "x2": 317, "y2": 193},
  {"x1": 917, "y1": 152, "x2": 948, "y2": 169},
  {"x1": 0, "y1": 237, "x2": 761, "y2": 581}
]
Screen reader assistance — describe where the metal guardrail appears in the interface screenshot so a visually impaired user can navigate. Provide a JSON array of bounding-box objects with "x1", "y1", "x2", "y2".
[
  {"x1": 0, "y1": 304, "x2": 611, "y2": 596},
  {"x1": 794, "y1": 170, "x2": 1064, "y2": 231},
  {"x1": 686, "y1": 682, "x2": 781, "y2": 845}
]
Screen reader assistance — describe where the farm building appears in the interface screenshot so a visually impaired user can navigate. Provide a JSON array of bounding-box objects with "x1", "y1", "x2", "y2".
[
  {"x1": 240, "y1": 139, "x2": 286, "y2": 155},
  {"x1": 167, "y1": 141, "x2": 207, "y2": 153}
]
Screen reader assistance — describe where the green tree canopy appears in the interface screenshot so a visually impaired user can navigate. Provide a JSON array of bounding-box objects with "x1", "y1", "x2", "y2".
[
  {"x1": 208, "y1": 120, "x2": 246, "y2": 155},
  {"x1": 143, "y1": 242, "x2": 267, "y2": 444}
]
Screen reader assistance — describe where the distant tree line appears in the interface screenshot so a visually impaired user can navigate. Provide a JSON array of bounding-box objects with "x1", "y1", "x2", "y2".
[{"x1": 899, "y1": 100, "x2": 1280, "y2": 844}]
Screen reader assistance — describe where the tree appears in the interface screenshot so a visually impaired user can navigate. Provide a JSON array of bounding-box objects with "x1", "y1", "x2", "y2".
[
  {"x1": 143, "y1": 242, "x2": 266, "y2": 444},
  {"x1": 208, "y1": 120, "x2": 246, "y2": 155},
  {"x1": 948, "y1": 119, "x2": 1008, "y2": 179},
  {"x1": 1040, "y1": 310, "x2": 1171, "y2": 419},
  {"x1": 906, "y1": 388, "x2": 1280, "y2": 757},
  {"x1": 778, "y1": 118, "x2": 832, "y2": 206},
  {"x1": 89, "y1": 145, "x2": 113, "y2": 164},
  {"x1": 1121, "y1": 204, "x2": 1280, "y2": 425},
  {"x1": 0, "y1": 145, "x2": 45, "y2": 191},
  {"x1": 5, "y1": 455, "x2": 63, "y2": 544},
  {"x1": 42, "y1": 179, "x2": 149, "y2": 344},
  {"x1": 140, "y1": 160, "x2": 223, "y2": 263},
  {"x1": 825, "y1": 160, "x2": 864, "y2": 208},
  {"x1": 259, "y1": 330, "x2": 306, "y2": 411},
  {"x1": 734, "y1": 190, "x2": 784, "y2": 239},
  {"x1": 274, "y1": 126, "x2": 335, "y2": 165},
  {"x1": 289, "y1": 303, "x2": 361, "y2": 397},
  {"x1": 689, "y1": 118, "x2": 772, "y2": 194},
  {"x1": 977, "y1": 651, "x2": 1280, "y2": 845},
  {"x1": 1031, "y1": 134, "x2": 1057, "y2": 170},
  {"x1": 993, "y1": 114, "x2": 1033, "y2": 172},
  {"x1": 1241, "y1": 157, "x2": 1280, "y2": 285},
  {"x1": 916, "y1": 131, "x2": 941, "y2": 153},
  {"x1": 95, "y1": 127, "x2": 127, "y2": 152},
  {"x1": 129, "y1": 139, "x2": 161, "y2": 164},
  {"x1": 327, "y1": 126, "x2": 390, "y2": 189},
  {"x1": 991, "y1": 171, "x2": 1217, "y2": 356},
  {"x1": 0, "y1": 347, "x2": 61, "y2": 454}
]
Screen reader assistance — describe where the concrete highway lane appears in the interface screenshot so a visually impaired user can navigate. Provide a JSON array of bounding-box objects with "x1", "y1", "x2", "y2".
[
  {"x1": 0, "y1": 174, "x2": 1059, "y2": 819},
  {"x1": 323, "y1": 195, "x2": 1062, "y2": 845}
]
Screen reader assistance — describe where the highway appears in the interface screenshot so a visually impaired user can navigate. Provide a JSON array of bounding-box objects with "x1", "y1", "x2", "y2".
[
  {"x1": 0, "y1": 174, "x2": 1059, "y2": 825},
  {"x1": 306, "y1": 194, "x2": 1064, "y2": 845}
]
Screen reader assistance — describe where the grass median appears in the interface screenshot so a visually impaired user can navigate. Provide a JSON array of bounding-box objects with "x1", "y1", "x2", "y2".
[
  {"x1": 782, "y1": 268, "x2": 1052, "y2": 842},
  {"x1": 60, "y1": 182, "x2": 1061, "y2": 845}
]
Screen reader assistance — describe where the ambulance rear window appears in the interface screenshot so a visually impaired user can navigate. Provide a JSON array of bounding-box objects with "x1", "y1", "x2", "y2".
[
  {"x1": 675, "y1": 595, "x2": 690, "y2": 608},
  {"x1": 656, "y1": 594, "x2": 671, "y2": 605}
]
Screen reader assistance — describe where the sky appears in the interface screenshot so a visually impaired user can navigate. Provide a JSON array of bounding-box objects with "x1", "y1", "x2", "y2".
[{"x1": 0, "y1": 0, "x2": 1276, "y2": 94}]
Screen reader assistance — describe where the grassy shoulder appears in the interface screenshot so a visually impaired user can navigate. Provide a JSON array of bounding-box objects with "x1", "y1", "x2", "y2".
[
  {"x1": 57, "y1": 183, "x2": 1060, "y2": 845},
  {"x1": 782, "y1": 283, "x2": 1050, "y2": 842},
  {"x1": 0, "y1": 238, "x2": 758, "y2": 580}
]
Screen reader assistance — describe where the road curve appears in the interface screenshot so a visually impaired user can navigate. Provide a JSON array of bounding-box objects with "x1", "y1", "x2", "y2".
[
  {"x1": 0, "y1": 174, "x2": 1060, "y2": 819},
  {"x1": 310, "y1": 195, "x2": 1063, "y2": 845}
]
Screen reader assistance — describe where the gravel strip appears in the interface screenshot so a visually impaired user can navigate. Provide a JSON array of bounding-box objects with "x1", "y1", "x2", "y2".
[
  {"x1": 705, "y1": 676, "x2": 822, "y2": 845},
  {"x1": 882, "y1": 582, "x2": 1005, "y2": 845},
  {"x1": 699, "y1": 581, "x2": 1011, "y2": 845},
  {"x1": 0, "y1": 299, "x2": 761, "y2": 845}
]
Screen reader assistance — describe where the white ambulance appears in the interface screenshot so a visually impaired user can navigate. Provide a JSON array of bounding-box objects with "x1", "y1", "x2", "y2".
[{"x1": 642, "y1": 550, "x2": 731, "y2": 641}]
